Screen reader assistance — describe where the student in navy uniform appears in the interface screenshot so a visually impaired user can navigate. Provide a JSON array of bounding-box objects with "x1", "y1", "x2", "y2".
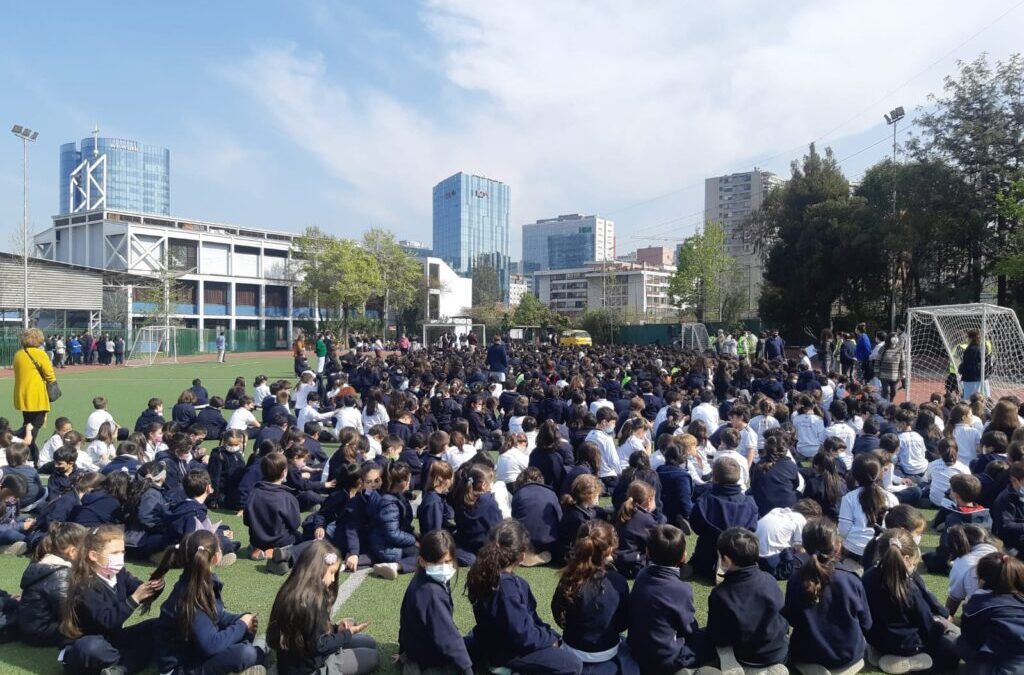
[
  {"x1": 853, "y1": 418, "x2": 882, "y2": 456},
  {"x1": 529, "y1": 420, "x2": 571, "y2": 490},
  {"x1": 689, "y1": 458, "x2": 759, "y2": 581},
  {"x1": 707, "y1": 527, "x2": 790, "y2": 672},
  {"x1": 367, "y1": 461, "x2": 419, "y2": 579},
  {"x1": 561, "y1": 442, "x2": 601, "y2": 498},
  {"x1": 465, "y1": 520, "x2": 583, "y2": 675},
  {"x1": 419, "y1": 430, "x2": 450, "y2": 492},
  {"x1": 956, "y1": 551, "x2": 1024, "y2": 674},
  {"x1": 398, "y1": 530, "x2": 473, "y2": 675},
  {"x1": 245, "y1": 451, "x2": 302, "y2": 561},
  {"x1": 236, "y1": 439, "x2": 280, "y2": 515},
  {"x1": 72, "y1": 471, "x2": 129, "y2": 527},
  {"x1": 152, "y1": 530, "x2": 264, "y2": 675},
  {"x1": 156, "y1": 432, "x2": 204, "y2": 503},
  {"x1": 26, "y1": 472, "x2": 103, "y2": 552},
  {"x1": 59, "y1": 525, "x2": 166, "y2": 674},
  {"x1": 206, "y1": 429, "x2": 247, "y2": 511},
  {"x1": 802, "y1": 451, "x2": 848, "y2": 521},
  {"x1": 613, "y1": 480, "x2": 665, "y2": 579},
  {"x1": 46, "y1": 445, "x2": 82, "y2": 498},
  {"x1": 610, "y1": 451, "x2": 662, "y2": 516},
  {"x1": 123, "y1": 461, "x2": 175, "y2": 560},
  {"x1": 284, "y1": 445, "x2": 332, "y2": 510},
  {"x1": 100, "y1": 441, "x2": 142, "y2": 477},
  {"x1": 551, "y1": 519, "x2": 636, "y2": 675},
  {"x1": 512, "y1": 467, "x2": 562, "y2": 560},
  {"x1": 387, "y1": 407, "x2": 417, "y2": 446},
  {"x1": 171, "y1": 389, "x2": 199, "y2": 427},
  {"x1": 5, "y1": 443, "x2": 44, "y2": 510},
  {"x1": 302, "y1": 421, "x2": 328, "y2": 465},
  {"x1": 556, "y1": 474, "x2": 609, "y2": 566},
  {"x1": 134, "y1": 398, "x2": 165, "y2": 433},
  {"x1": 748, "y1": 430, "x2": 801, "y2": 517},
  {"x1": 398, "y1": 432, "x2": 425, "y2": 488},
  {"x1": 655, "y1": 436, "x2": 695, "y2": 529},
  {"x1": 196, "y1": 396, "x2": 228, "y2": 439},
  {"x1": 16, "y1": 522, "x2": 86, "y2": 647},
  {"x1": 992, "y1": 461, "x2": 1024, "y2": 554},
  {"x1": 862, "y1": 527, "x2": 959, "y2": 674},
  {"x1": 166, "y1": 469, "x2": 240, "y2": 561},
  {"x1": 453, "y1": 465, "x2": 503, "y2": 557},
  {"x1": 783, "y1": 518, "x2": 872, "y2": 673}
]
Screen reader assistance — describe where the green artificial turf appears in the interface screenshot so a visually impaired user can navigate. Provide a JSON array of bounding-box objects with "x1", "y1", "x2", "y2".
[{"x1": 0, "y1": 357, "x2": 960, "y2": 673}]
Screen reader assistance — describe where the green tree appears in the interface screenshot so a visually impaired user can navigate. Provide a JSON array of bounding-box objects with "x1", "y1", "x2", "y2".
[
  {"x1": 668, "y1": 221, "x2": 734, "y2": 322},
  {"x1": 298, "y1": 236, "x2": 382, "y2": 346},
  {"x1": 472, "y1": 255, "x2": 502, "y2": 306},
  {"x1": 510, "y1": 292, "x2": 550, "y2": 326},
  {"x1": 293, "y1": 226, "x2": 333, "y2": 325},
  {"x1": 994, "y1": 178, "x2": 1024, "y2": 279},
  {"x1": 362, "y1": 228, "x2": 422, "y2": 338}
]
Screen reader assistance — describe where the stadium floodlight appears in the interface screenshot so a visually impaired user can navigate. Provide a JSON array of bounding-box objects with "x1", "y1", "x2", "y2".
[
  {"x1": 10, "y1": 124, "x2": 38, "y2": 329},
  {"x1": 883, "y1": 106, "x2": 905, "y2": 125}
]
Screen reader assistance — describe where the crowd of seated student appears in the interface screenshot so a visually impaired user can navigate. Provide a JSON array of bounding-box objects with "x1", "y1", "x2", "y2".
[{"x1": 2, "y1": 339, "x2": 1024, "y2": 674}]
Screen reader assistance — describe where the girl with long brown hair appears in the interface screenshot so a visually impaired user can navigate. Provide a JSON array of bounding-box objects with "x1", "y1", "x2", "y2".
[
  {"x1": 60, "y1": 524, "x2": 165, "y2": 673},
  {"x1": 151, "y1": 529, "x2": 263, "y2": 674},
  {"x1": 959, "y1": 552, "x2": 1024, "y2": 672},
  {"x1": 613, "y1": 480, "x2": 662, "y2": 579},
  {"x1": 269, "y1": 539, "x2": 379, "y2": 675},
  {"x1": 838, "y1": 454, "x2": 898, "y2": 560}
]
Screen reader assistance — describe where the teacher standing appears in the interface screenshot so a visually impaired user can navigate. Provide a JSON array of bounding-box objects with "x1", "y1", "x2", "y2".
[{"x1": 13, "y1": 328, "x2": 56, "y2": 463}]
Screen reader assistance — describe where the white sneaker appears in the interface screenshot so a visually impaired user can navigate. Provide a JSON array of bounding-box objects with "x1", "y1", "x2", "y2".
[
  {"x1": 1, "y1": 541, "x2": 27, "y2": 556},
  {"x1": 372, "y1": 562, "x2": 399, "y2": 580},
  {"x1": 878, "y1": 653, "x2": 932, "y2": 674},
  {"x1": 219, "y1": 552, "x2": 237, "y2": 567}
]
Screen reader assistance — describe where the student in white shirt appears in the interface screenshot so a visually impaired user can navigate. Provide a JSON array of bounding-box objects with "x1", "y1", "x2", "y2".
[
  {"x1": 295, "y1": 393, "x2": 335, "y2": 436},
  {"x1": 756, "y1": 499, "x2": 823, "y2": 561},
  {"x1": 690, "y1": 391, "x2": 720, "y2": 432},
  {"x1": 895, "y1": 409, "x2": 929, "y2": 478},
  {"x1": 824, "y1": 400, "x2": 857, "y2": 469},
  {"x1": 361, "y1": 392, "x2": 390, "y2": 434},
  {"x1": 293, "y1": 372, "x2": 317, "y2": 410},
  {"x1": 616, "y1": 418, "x2": 650, "y2": 470},
  {"x1": 84, "y1": 396, "x2": 117, "y2": 441},
  {"x1": 652, "y1": 392, "x2": 683, "y2": 436},
  {"x1": 585, "y1": 408, "x2": 621, "y2": 487},
  {"x1": 495, "y1": 432, "x2": 530, "y2": 484},
  {"x1": 949, "y1": 402, "x2": 982, "y2": 466},
  {"x1": 85, "y1": 422, "x2": 117, "y2": 468},
  {"x1": 749, "y1": 399, "x2": 780, "y2": 452},
  {"x1": 443, "y1": 430, "x2": 476, "y2": 471},
  {"x1": 332, "y1": 395, "x2": 364, "y2": 437},
  {"x1": 924, "y1": 438, "x2": 971, "y2": 508},
  {"x1": 38, "y1": 417, "x2": 72, "y2": 468},
  {"x1": 587, "y1": 387, "x2": 614, "y2": 416},
  {"x1": 726, "y1": 404, "x2": 759, "y2": 465},
  {"x1": 945, "y1": 523, "x2": 1001, "y2": 615},
  {"x1": 713, "y1": 427, "x2": 751, "y2": 491},
  {"x1": 838, "y1": 455, "x2": 899, "y2": 557},
  {"x1": 792, "y1": 395, "x2": 826, "y2": 459},
  {"x1": 253, "y1": 375, "x2": 271, "y2": 407},
  {"x1": 226, "y1": 397, "x2": 261, "y2": 437}
]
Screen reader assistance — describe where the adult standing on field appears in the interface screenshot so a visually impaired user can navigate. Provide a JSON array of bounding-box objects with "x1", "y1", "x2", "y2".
[
  {"x1": 13, "y1": 328, "x2": 57, "y2": 463},
  {"x1": 315, "y1": 333, "x2": 327, "y2": 373},
  {"x1": 216, "y1": 330, "x2": 227, "y2": 363},
  {"x1": 486, "y1": 335, "x2": 510, "y2": 383}
]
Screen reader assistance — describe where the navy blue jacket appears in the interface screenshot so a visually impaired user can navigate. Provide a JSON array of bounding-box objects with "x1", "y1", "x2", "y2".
[
  {"x1": 417, "y1": 491, "x2": 455, "y2": 536},
  {"x1": 614, "y1": 505, "x2": 665, "y2": 579},
  {"x1": 528, "y1": 448, "x2": 566, "y2": 491},
  {"x1": 368, "y1": 492, "x2": 417, "y2": 563},
  {"x1": 657, "y1": 463, "x2": 695, "y2": 523},
  {"x1": 7, "y1": 465, "x2": 44, "y2": 508},
  {"x1": 255, "y1": 424, "x2": 285, "y2": 449},
  {"x1": 330, "y1": 490, "x2": 378, "y2": 557},
  {"x1": 196, "y1": 407, "x2": 227, "y2": 440},
  {"x1": 207, "y1": 447, "x2": 246, "y2": 510},
  {"x1": 72, "y1": 489, "x2": 123, "y2": 526},
  {"x1": 708, "y1": 565, "x2": 789, "y2": 666},
  {"x1": 100, "y1": 455, "x2": 141, "y2": 477},
  {"x1": 852, "y1": 434, "x2": 881, "y2": 456},
  {"x1": 304, "y1": 435, "x2": 328, "y2": 465},
  {"x1": 486, "y1": 343, "x2": 510, "y2": 372},
  {"x1": 31, "y1": 490, "x2": 80, "y2": 538},
  {"x1": 126, "y1": 486, "x2": 171, "y2": 545},
  {"x1": 417, "y1": 454, "x2": 443, "y2": 492},
  {"x1": 510, "y1": 482, "x2": 562, "y2": 553},
  {"x1": 783, "y1": 562, "x2": 871, "y2": 668},
  {"x1": 388, "y1": 420, "x2": 415, "y2": 446},
  {"x1": 469, "y1": 572, "x2": 560, "y2": 667},
  {"x1": 398, "y1": 448, "x2": 423, "y2": 488},
  {"x1": 235, "y1": 461, "x2": 264, "y2": 511},
  {"x1": 285, "y1": 465, "x2": 327, "y2": 494},
  {"x1": 628, "y1": 564, "x2": 705, "y2": 673},
  {"x1": 171, "y1": 402, "x2": 198, "y2": 426},
  {"x1": 46, "y1": 468, "x2": 78, "y2": 499},
  {"x1": 560, "y1": 464, "x2": 596, "y2": 498},
  {"x1": 155, "y1": 450, "x2": 204, "y2": 503},
  {"x1": 748, "y1": 458, "x2": 801, "y2": 517},
  {"x1": 863, "y1": 566, "x2": 948, "y2": 656},
  {"x1": 190, "y1": 385, "x2": 210, "y2": 407},
  {"x1": 167, "y1": 498, "x2": 214, "y2": 539},
  {"x1": 399, "y1": 570, "x2": 473, "y2": 674},
  {"x1": 690, "y1": 484, "x2": 759, "y2": 580},
  {"x1": 244, "y1": 481, "x2": 301, "y2": 549},
  {"x1": 67, "y1": 568, "x2": 143, "y2": 642},
  {"x1": 156, "y1": 573, "x2": 247, "y2": 673},
  {"x1": 431, "y1": 397, "x2": 461, "y2": 432},
  {"x1": 551, "y1": 569, "x2": 629, "y2": 655},
  {"x1": 454, "y1": 492, "x2": 503, "y2": 555},
  {"x1": 958, "y1": 590, "x2": 1024, "y2": 666},
  {"x1": 992, "y1": 487, "x2": 1024, "y2": 551},
  {"x1": 556, "y1": 504, "x2": 608, "y2": 565},
  {"x1": 305, "y1": 489, "x2": 348, "y2": 537},
  {"x1": 538, "y1": 398, "x2": 567, "y2": 425},
  {"x1": 764, "y1": 336, "x2": 786, "y2": 361},
  {"x1": 134, "y1": 408, "x2": 165, "y2": 433}
]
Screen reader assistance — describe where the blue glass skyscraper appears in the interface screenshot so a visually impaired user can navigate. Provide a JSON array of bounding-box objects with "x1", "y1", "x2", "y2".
[
  {"x1": 59, "y1": 135, "x2": 170, "y2": 215},
  {"x1": 432, "y1": 172, "x2": 510, "y2": 300}
]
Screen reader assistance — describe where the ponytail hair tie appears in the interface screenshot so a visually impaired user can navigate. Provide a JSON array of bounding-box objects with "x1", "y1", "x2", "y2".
[
  {"x1": 196, "y1": 545, "x2": 206, "y2": 552},
  {"x1": 174, "y1": 544, "x2": 180, "y2": 550},
  {"x1": 1002, "y1": 554, "x2": 1010, "y2": 562},
  {"x1": 889, "y1": 538, "x2": 902, "y2": 551},
  {"x1": 324, "y1": 552, "x2": 339, "y2": 566}
]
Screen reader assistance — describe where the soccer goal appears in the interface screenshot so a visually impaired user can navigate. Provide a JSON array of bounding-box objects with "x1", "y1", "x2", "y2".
[
  {"x1": 126, "y1": 326, "x2": 179, "y2": 366},
  {"x1": 679, "y1": 322, "x2": 710, "y2": 351},
  {"x1": 422, "y1": 323, "x2": 486, "y2": 349},
  {"x1": 906, "y1": 303, "x2": 1024, "y2": 403}
]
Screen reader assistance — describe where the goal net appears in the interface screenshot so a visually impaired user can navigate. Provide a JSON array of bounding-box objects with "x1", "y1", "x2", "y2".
[
  {"x1": 422, "y1": 323, "x2": 486, "y2": 350},
  {"x1": 679, "y1": 323, "x2": 710, "y2": 351},
  {"x1": 126, "y1": 326, "x2": 179, "y2": 366},
  {"x1": 907, "y1": 303, "x2": 1024, "y2": 404}
]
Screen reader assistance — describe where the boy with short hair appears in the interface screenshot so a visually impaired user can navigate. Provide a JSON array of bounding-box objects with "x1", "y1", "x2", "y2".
[
  {"x1": 84, "y1": 396, "x2": 117, "y2": 441},
  {"x1": 690, "y1": 457, "x2": 759, "y2": 581},
  {"x1": 712, "y1": 427, "x2": 750, "y2": 491},
  {"x1": 190, "y1": 378, "x2": 209, "y2": 407},
  {"x1": 971, "y1": 430, "x2": 1009, "y2": 475},
  {"x1": 707, "y1": 527, "x2": 790, "y2": 672},
  {"x1": 47, "y1": 446, "x2": 81, "y2": 498},
  {"x1": 37, "y1": 417, "x2": 71, "y2": 470},
  {"x1": 628, "y1": 524, "x2": 712, "y2": 674},
  {"x1": 586, "y1": 407, "x2": 622, "y2": 492},
  {"x1": 924, "y1": 473, "x2": 992, "y2": 573},
  {"x1": 245, "y1": 451, "x2": 302, "y2": 562},
  {"x1": 166, "y1": 469, "x2": 238, "y2": 563},
  {"x1": 196, "y1": 396, "x2": 227, "y2": 440},
  {"x1": 134, "y1": 398, "x2": 164, "y2": 433},
  {"x1": 991, "y1": 461, "x2": 1024, "y2": 554},
  {"x1": 228, "y1": 396, "x2": 261, "y2": 439}
]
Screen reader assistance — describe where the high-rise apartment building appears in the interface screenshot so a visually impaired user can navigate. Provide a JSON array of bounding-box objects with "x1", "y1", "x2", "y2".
[
  {"x1": 521, "y1": 213, "x2": 614, "y2": 275},
  {"x1": 432, "y1": 172, "x2": 510, "y2": 300},
  {"x1": 59, "y1": 133, "x2": 170, "y2": 216},
  {"x1": 704, "y1": 168, "x2": 784, "y2": 317}
]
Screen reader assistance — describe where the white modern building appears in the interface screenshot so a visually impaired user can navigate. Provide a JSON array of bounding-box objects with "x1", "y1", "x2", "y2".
[
  {"x1": 704, "y1": 168, "x2": 785, "y2": 317},
  {"x1": 422, "y1": 256, "x2": 472, "y2": 322},
  {"x1": 521, "y1": 214, "x2": 614, "y2": 276},
  {"x1": 508, "y1": 274, "x2": 530, "y2": 307},
  {"x1": 533, "y1": 261, "x2": 675, "y2": 320}
]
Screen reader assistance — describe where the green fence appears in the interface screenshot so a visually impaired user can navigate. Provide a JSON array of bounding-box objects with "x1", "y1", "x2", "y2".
[{"x1": 0, "y1": 327, "x2": 287, "y2": 367}]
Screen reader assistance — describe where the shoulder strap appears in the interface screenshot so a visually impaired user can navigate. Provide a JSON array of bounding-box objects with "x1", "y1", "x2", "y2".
[{"x1": 23, "y1": 347, "x2": 48, "y2": 379}]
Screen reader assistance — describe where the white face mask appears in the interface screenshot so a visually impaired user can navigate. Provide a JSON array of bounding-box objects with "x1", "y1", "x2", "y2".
[
  {"x1": 101, "y1": 552, "x2": 125, "y2": 578},
  {"x1": 425, "y1": 563, "x2": 456, "y2": 584},
  {"x1": 224, "y1": 444, "x2": 243, "y2": 454}
]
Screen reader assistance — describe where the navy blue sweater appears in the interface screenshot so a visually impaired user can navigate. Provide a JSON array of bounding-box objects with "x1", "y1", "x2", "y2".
[
  {"x1": 862, "y1": 566, "x2": 948, "y2": 656},
  {"x1": 398, "y1": 448, "x2": 423, "y2": 488},
  {"x1": 125, "y1": 486, "x2": 171, "y2": 542},
  {"x1": 31, "y1": 490, "x2": 80, "y2": 537},
  {"x1": 331, "y1": 490, "x2": 378, "y2": 557},
  {"x1": 367, "y1": 492, "x2": 417, "y2": 563},
  {"x1": 614, "y1": 506, "x2": 666, "y2": 579},
  {"x1": 454, "y1": 492, "x2": 503, "y2": 555},
  {"x1": 196, "y1": 407, "x2": 227, "y2": 440},
  {"x1": 236, "y1": 461, "x2": 263, "y2": 510},
  {"x1": 782, "y1": 562, "x2": 871, "y2": 667},
  {"x1": 528, "y1": 448, "x2": 566, "y2": 490},
  {"x1": 958, "y1": 590, "x2": 1024, "y2": 666},
  {"x1": 207, "y1": 447, "x2": 246, "y2": 510},
  {"x1": 656, "y1": 463, "x2": 695, "y2": 523},
  {"x1": 551, "y1": 569, "x2": 629, "y2": 654},
  {"x1": 748, "y1": 458, "x2": 801, "y2": 517},
  {"x1": 852, "y1": 434, "x2": 881, "y2": 456},
  {"x1": 510, "y1": 482, "x2": 562, "y2": 553},
  {"x1": 171, "y1": 402, "x2": 198, "y2": 426},
  {"x1": 134, "y1": 408, "x2": 165, "y2": 433},
  {"x1": 627, "y1": 564, "x2": 704, "y2": 673},
  {"x1": 68, "y1": 568, "x2": 142, "y2": 643},
  {"x1": 7, "y1": 465, "x2": 44, "y2": 508},
  {"x1": 399, "y1": 570, "x2": 474, "y2": 674},
  {"x1": 417, "y1": 491, "x2": 455, "y2": 536},
  {"x1": 559, "y1": 464, "x2": 595, "y2": 498},
  {"x1": 707, "y1": 565, "x2": 789, "y2": 666},
  {"x1": 244, "y1": 481, "x2": 301, "y2": 549},
  {"x1": 156, "y1": 573, "x2": 247, "y2": 673},
  {"x1": 72, "y1": 489, "x2": 123, "y2": 526},
  {"x1": 99, "y1": 455, "x2": 141, "y2": 477},
  {"x1": 992, "y1": 487, "x2": 1024, "y2": 552},
  {"x1": 690, "y1": 484, "x2": 759, "y2": 580},
  {"x1": 166, "y1": 498, "x2": 224, "y2": 541},
  {"x1": 469, "y1": 572, "x2": 559, "y2": 667},
  {"x1": 556, "y1": 504, "x2": 608, "y2": 565}
]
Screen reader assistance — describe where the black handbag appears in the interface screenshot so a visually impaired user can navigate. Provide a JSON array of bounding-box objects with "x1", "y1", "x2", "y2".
[{"x1": 23, "y1": 347, "x2": 62, "y2": 402}]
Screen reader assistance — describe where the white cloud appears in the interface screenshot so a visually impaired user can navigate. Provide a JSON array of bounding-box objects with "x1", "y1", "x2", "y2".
[{"x1": 225, "y1": 0, "x2": 1023, "y2": 253}]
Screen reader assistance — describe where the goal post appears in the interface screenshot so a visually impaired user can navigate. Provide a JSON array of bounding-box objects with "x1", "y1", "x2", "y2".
[
  {"x1": 679, "y1": 322, "x2": 710, "y2": 351},
  {"x1": 422, "y1": 323, "x2": 486, "y2": 349},
  {"x1": 126, "y1": 326, "x2": 179, "y2": 366},
  {"x1": 906, "y1": 303, "x2": 1024, "y2": 403}
]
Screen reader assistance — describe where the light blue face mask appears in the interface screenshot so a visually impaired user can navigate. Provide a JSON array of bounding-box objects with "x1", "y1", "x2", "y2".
[{"x1": 425, "y1": 563, "x2": 456, "y2": 584}]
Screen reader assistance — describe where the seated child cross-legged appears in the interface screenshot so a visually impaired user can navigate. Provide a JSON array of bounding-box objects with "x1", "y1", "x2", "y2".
[
  {"x1": 16, "y1": 522, "x2": 87, "y2": 647},
  {"x1": 243, "y1": 452, "x2": 302, "y2": 569},
  {"x1": 923, "y1": 473, "x2": 992, "y2": 574},
  {"x1": 613, "y1": 479, "x2": 666, "y2": 579},
  {"x1": 690, "y1": 457, "x2": 759, "y2": 582},
  {"x1": 367, "y1": 461, "x2": 419, "y2": 580},
  {"x1": 956, "y1": 552, "x2": 1024, "y2": 674},
  {"x1": 167, "y1": 469, "x2": 240, "y2": 564}
]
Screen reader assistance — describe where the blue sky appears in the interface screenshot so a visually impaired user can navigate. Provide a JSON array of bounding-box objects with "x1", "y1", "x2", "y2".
[{"x1": 1, "y1": 1, "x2": 1021, "y2": 259}]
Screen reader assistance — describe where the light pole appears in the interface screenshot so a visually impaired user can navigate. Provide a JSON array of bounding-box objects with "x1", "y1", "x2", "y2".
[
  {"x1": 883, "y1": 106, "x2": 904, "y2": 331},
  {"x1": 11, "y1": 125, "x2": 38, "y2": 330}
]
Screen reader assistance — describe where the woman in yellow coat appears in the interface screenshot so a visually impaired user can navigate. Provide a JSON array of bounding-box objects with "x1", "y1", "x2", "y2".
[{"x1": 13, "y1": 328, "x2": 56, "y2": 463}]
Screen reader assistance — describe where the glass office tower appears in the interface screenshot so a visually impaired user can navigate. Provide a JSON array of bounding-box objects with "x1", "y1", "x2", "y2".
[{"x1": 59, "y1": 136, "x2": 170, "y2": 215}]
